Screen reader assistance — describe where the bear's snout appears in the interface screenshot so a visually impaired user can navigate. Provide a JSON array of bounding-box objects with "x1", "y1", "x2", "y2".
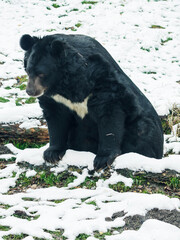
[{"x1": 26, "y1": 76, "x2": 46, "y2": 98}]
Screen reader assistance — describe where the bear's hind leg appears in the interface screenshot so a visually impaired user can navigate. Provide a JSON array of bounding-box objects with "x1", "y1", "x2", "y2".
[{"x1": 90, "y1": 104, "x2": 125, "y2": 170}]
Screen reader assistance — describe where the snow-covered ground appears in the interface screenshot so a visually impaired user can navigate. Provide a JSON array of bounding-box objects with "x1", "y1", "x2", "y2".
[
  {"x1": 0, "y1": 144, "x2": 180, "y2": 239},
  {"x1": 0, "y1": 0, "x2": 180, "y2": 239}
]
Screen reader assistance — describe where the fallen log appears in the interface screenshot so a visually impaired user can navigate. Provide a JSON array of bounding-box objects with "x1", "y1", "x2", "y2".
[{"x1": 0, "y1": 123, "x2": 49, "y2": 144}]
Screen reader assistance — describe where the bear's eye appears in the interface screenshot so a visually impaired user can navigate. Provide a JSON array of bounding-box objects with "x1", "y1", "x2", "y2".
[{"x1": 38, "y1": 74, "x2": 45, "y2": 79}]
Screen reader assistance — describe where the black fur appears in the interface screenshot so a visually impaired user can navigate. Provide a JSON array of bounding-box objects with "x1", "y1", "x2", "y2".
[{"x1": 20, "y1": 34, "x2": 164, "y2": 170}]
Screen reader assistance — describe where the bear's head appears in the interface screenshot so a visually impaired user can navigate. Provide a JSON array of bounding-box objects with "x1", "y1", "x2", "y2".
[
  {"x1": 20, "y1": 34, "x2": 88, "y2": 99},
  {"x1": 20, "y1": 34, "x2": 61, "y2": 97}
]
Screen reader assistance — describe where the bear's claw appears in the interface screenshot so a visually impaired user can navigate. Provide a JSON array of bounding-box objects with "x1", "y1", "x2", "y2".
[{"x1": 43, "y1": 146, "x2": 66, "y2": 164}]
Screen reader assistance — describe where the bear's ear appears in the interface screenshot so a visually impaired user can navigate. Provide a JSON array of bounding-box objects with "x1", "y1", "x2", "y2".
[
  {"x1": 51, "y1": 40, "x2": 67, "y2": 57},
  {"x1": 20, "y1": 34, "x2": 37, "y2": 51}
]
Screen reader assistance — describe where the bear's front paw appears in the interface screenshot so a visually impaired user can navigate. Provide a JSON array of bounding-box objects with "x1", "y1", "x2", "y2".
[
  {"x1": 94, "y1": 152, "x2": 120, "y2": 171},
  {"x1": 43, "y1": 146, "x2": 66, "y2": 164}
]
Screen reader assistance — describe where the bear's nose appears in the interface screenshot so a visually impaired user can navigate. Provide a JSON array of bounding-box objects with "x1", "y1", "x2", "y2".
[{"x1": 26, "y1": 88, "x2": 35, "y2": 96}]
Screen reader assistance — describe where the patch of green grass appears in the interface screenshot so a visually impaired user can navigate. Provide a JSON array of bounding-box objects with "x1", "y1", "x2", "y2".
[
  {"x1": 15, "y1": 98, "x2": 24, "y2": 106},
  {"x1": 150, "y1": 25, "x2": 165, "y2": 29},
  {"x1": 16, "y1": 75, "x2": 28, "y2": 85},
  {"x1": 172, "y1": 60, "x2": 179, "y2": 63},
  {"x1": 161, "y1": 37, "x2": 173, "y2": 45},
  {"x1": 140, "y1": 47, "x2": 150, "y2": 52},
  {"x1": 58, "y1": 14, "x2": 68, "y2": 18},
  {"x1": 12, "y1": 210, "x2": 40, "y2": 221},
  {"x1": 94, "y1": 230, "x2": 112, "y2": 239},
  {"x1": 133, "y1": 175, "x2": 146, "y2": 186},
  {"x1": 86, "y1": 201, "x2": 97, "y2": 206},
  {"x1": 75, "y1": 23, "x2": 82, "y2": 28},
  {"x1": 76, "y1": 233, "x2": 90, "y2": 240},
  {"x1": 52, "y1": 3, "x2": 60, "y2": 8},
  {"x1": 3, "y1": 234, "x2": 28, "y2": 239},
  {"x1": 46, "y1": 29, "x2": 56, "y2": 32},
  {"x1": 11, "y1": 141, "x2": 45, "y2": 150},
  {"x1": 14, "y1": 171, "x2": 71, "y2": 190},
  {"x1": 143, "y1": 71, "x2": 157, "y2": 74},
  {"x1": 12, "y1": 171, "x2": 17, "y2": 178},
  {"x1": 40, "y1": 171, "x2": 77, "y2": 187},
  {"x1": 109, "y1": 182, "x2": 131, "y2": 192},
  {"x1": 0, "y1": 157, "x2": 16, "y2": 163},
  {"x1": 16, "y1": 173, "x2": 32, "y2": 187},
  {"x1": 5, "y1": 86, "x2": 11, "y2": 90},
  {"x1": 44, "y1": 229, "x2": 67, "y2": 240},
  {"x1": 16, "y1": 84, "x2": 26, "y2": 91},
  {"x1": 22, "y1": 197, "x2": 36, "y2": 201},
  {"x1": 0, "y1": 225, "x2": 11, "y2": 231},
  {"x1": 70, "y1": 8, "x2": 79, "y2": 12},
  {"x1": 82, "y1": 1, "x2": 98, "y2": 4},
  {"x1": 40, "y1": 172, "x2": 59, "y2": 186},
  {"x1": 0, "y1": 204, "x2": 11, "y2": 210},
  {"x1": 52, "y1": 199, "x2": 66, "y2": 204},
  {"x1": 169, "y1": 177, "x2": 180, "y2": 190},
  {"x1": 0, "y1": 97, "x2": 10, "y2": 103},
  {"x1": 80, "y1": 176, "x2": 99, "y2": 189},
  {"x1": 25, "y1": 97, "x2": 36, "y2": 104}
]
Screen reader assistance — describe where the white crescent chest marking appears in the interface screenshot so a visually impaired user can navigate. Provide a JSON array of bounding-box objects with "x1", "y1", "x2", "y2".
[{"x1": 52, "y1": 94, "x2": 89, "y2": 119}]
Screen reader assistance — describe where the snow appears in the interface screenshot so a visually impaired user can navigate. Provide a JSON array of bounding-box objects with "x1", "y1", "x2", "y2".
[
  {"x1": 0, "y1": 182, "x2": 179, "y2": 239},
  {"x1": 106, "y1": 219, "x2": 180, "y2": 240},
  {"x1": 0, "y1": 145, "x2": 180, "y2": 239},
  {"x1": 11, "y1": 145, "x2": 180, "y2": 174},
  {"x1": 0, "y1": 0, "x2": 180, "y2": 239}
]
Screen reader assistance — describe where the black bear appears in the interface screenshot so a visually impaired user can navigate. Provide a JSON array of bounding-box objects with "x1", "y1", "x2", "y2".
[{"x1": 20, "y1": 34, "x2": 164, "y2": 170}]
